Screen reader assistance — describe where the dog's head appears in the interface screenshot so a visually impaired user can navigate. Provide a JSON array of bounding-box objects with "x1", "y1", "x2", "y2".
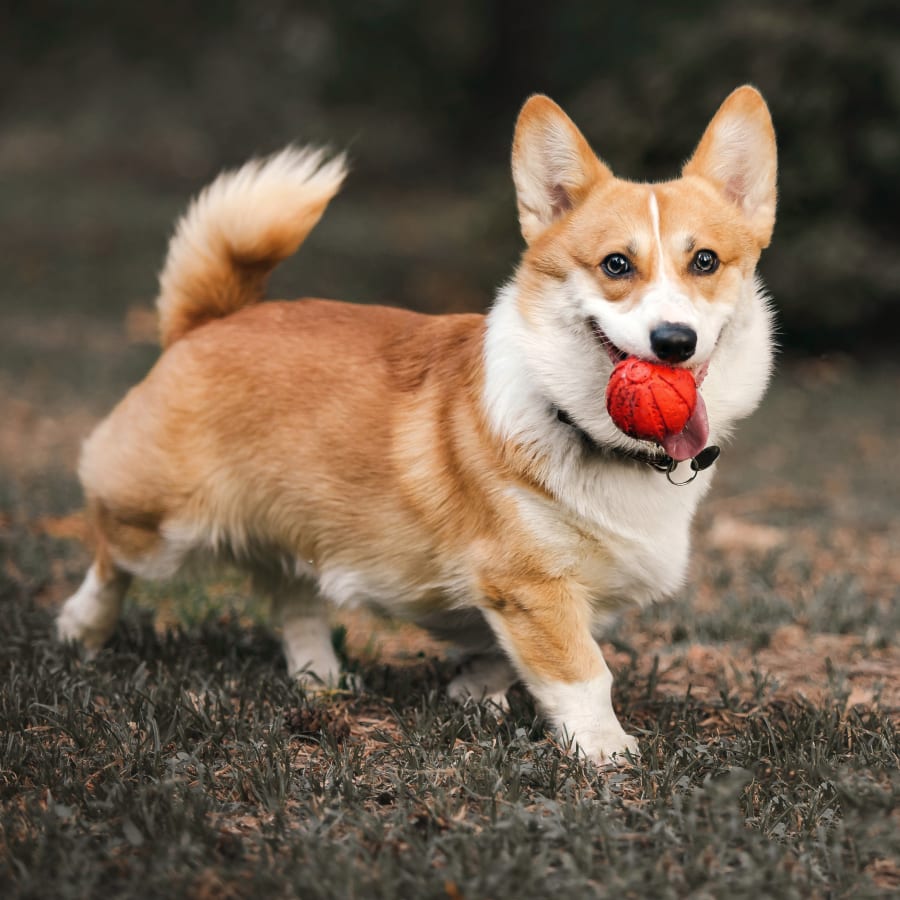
[{"x1": 503, "y1": 86, "x2": 777, "y2": 457}]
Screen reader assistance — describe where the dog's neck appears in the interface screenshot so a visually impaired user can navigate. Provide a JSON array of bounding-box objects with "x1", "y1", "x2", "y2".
[{"x1": 550, "y1": 405, "x2": 675, "y2": 471}]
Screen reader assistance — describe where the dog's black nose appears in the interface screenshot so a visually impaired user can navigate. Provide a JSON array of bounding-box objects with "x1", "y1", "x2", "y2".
[{"x1": 650, "y1": 323, "x2": 697, "y2": 363}]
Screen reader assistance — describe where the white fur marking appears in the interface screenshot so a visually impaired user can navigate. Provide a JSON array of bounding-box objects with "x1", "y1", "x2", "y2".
[
  {"x1": 56, "y1": 564, "x2": 126, "y2": 652},
  {"x1": 272, "y1": 582, "x2": 341, "y2": 686},
  {"x1": 648, "y1": 190, "x2": 669, "y2": 288},
  {"x1": 536, "y1": 673, "x2": 639, "y2": 764},
  {"x1": 318, "y1": 567, "x2": 375, "y2": 607},
  {"x1": 281, "y1": 616, "x2": 341, "y2": 686}
]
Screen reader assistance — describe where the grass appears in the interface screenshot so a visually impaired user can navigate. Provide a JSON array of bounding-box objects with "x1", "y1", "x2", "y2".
[{"x1": 2, "y1": 510, "x2": 900, "y2": 898}]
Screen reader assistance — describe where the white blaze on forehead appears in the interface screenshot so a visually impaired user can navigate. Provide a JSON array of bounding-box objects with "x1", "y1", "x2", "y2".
[
  {"x1": 648, "y1": 190, "x2": 669, "y2": 285},
  {"x1": 641, "y1": 189, "x2": 698, "y2": 334}
]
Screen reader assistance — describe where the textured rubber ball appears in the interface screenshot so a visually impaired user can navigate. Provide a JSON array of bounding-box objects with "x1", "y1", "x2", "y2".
[{"x1": 605, "y1": 358, "x2": 697, "y2": 443}]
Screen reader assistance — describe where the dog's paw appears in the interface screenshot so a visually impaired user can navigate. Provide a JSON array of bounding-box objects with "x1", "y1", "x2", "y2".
[
  {"x1": 447, "y1": 653, "x2": 516, "y2": 710},
  {"x1": 55, "y1": 568, "x2": 124, "y2": 655},
  {"x1": 447, "y1": 678, "x2": 511, "y2": 711},
  {"x1": 284, "y1": 635, "x2": 342, "y2": 693},
  {"x1": 574, "y1": 726, "x2": 640, "y2": 768},
  {"x1": 292, "y1": 665, "x2": 342, "y2": 694},
  {"x1": 54, "y1": 608, "x2": 109, "y2": 657},
  {"x1": 294, "y1": 669, "x2": 364, "y2": 698}
]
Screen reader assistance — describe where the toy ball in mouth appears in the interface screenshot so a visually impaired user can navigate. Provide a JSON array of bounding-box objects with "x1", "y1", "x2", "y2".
[{"x1": 606, "y1": 358, "x2": 697, "y2": 446}]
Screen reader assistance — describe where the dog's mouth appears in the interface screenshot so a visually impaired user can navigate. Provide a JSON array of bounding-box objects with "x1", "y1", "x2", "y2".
[
  {"x1": 590, "y1": 320, "x2": 630, "y2": 366},
  {"x1": 589, "y1": 319, "x2": 711, "y2": 461}
]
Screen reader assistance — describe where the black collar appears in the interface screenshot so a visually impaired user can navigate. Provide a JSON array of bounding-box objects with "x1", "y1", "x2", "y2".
[
  {"x1": 552, "y1": 406, "x2": 721, "y2": 481},
  {"x1": 553, "y1": 406, "x2": 675, "y2": 471}
]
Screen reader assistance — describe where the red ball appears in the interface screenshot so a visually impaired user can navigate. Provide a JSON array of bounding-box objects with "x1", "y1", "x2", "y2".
[{"x1": 605, "y1": 358, "x2": 697, "y2": 443}]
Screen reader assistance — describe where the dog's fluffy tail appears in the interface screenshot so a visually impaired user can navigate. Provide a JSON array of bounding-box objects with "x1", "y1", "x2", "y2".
[{"x1": 156, "y1": 146, "x2": 347, "y2": 348}]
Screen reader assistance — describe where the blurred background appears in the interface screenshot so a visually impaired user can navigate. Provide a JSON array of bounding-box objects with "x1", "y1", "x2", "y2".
[{"x1": 3, "y1": 0, "x2": 899, "y2": 350}]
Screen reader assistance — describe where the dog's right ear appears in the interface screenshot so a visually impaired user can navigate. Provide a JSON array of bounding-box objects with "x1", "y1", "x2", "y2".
[{"x1": 512, "y1": 95, "x2": 611, "y2": 244}]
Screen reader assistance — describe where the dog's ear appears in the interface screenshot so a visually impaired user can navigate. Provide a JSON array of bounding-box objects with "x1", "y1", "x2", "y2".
[
  {"x1": 683, "y1": 86, "x2": 778, "y2": 247},
  {"x1": 512, "y1": 95, "x2": 611, "y2": 244}
]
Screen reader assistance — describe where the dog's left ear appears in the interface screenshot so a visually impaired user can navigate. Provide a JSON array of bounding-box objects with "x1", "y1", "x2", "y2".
[
  {"x1": 683, "y1": 86, "x2": 778, "y2": 248},
  {"x1": 512, "y1": 95, "x2": 611, "y2": 244}
]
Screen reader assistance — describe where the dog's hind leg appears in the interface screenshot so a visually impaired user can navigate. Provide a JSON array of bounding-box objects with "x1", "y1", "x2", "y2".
[
  {"x1": 56, "y1": 550, "x2": 132, "y2": 655},
  {"x1": 56, "y1": 500, "x2": 184, "y2": 654},
  {"x1": 267, "y1": 577, "x2": 341, "y2": 689},
  {"x1": 447, "y1": 652, "x2": 517, "y2": 709}
]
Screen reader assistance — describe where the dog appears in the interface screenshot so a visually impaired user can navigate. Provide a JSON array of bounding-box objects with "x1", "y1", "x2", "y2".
[{"x1": 57, "y1": 86, "x2": 776, "y2": 765}]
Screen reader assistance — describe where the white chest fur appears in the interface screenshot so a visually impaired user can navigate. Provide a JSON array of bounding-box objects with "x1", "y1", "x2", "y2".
[{"x1": 509, "y1": 455, "x2": 709, "y2": 611}]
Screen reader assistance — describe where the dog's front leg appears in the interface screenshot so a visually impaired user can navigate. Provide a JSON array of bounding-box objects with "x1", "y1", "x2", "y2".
[{"x1": 480, "y1": 575, "x2": 638, "y2": 766}]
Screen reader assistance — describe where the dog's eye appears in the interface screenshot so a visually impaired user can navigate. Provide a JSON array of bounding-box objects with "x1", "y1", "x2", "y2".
[
  {"x1": 600, "y1": 254, "x2": 633, "y2": 278},
  {"x1": 691, "y1": 249, "x2": 719, "y2": 274}
]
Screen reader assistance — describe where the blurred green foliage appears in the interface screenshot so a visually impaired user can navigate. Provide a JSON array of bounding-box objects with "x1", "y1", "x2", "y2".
[{"x1": 2, "y1": 0, "x2": 898, "y2": 353}]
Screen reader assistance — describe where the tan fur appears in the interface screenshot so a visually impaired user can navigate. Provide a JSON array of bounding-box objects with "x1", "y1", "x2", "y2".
[
  {"x1": 157, "y1": 147, "x2": 346, "y2": 347},
  {"x1": 61, "y1": 86, "x2": 778, "y2": 764},
  {"x1": 82, "y1": 299, "x2": 563, "y2": 628}
]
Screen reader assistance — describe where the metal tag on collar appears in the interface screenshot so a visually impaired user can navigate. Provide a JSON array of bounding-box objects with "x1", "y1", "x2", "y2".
[{"x1": 665, "y1": 445, "x2": 721, "y2": 486}]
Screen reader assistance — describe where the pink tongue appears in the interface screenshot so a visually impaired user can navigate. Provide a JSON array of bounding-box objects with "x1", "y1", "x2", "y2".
[{"x1": 660, "y1": 392, "x2": 709, "y2": 462}]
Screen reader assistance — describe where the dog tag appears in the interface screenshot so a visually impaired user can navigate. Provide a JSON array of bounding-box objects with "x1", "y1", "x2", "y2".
[{"x1": 690, "y1": 445, "x2": 721, "y2": 472}]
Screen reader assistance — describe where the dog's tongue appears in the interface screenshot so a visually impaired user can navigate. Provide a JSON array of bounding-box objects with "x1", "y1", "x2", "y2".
[{"x1": 660, "y1": 391, "x2": 709, "y2": 462}]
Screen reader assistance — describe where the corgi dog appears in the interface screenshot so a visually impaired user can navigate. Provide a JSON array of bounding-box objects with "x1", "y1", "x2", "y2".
[{"x1": 57, "y1": 86, "x2": 776, "y2": 765}]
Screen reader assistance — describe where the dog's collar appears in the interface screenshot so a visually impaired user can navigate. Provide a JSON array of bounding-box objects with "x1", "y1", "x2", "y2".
[
  {"x1": 553, "y1": 406, "x2": 674, "y2": 470},
  {"x1": 551, "y1": 405, "x2": 720, "y2": 484}
]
